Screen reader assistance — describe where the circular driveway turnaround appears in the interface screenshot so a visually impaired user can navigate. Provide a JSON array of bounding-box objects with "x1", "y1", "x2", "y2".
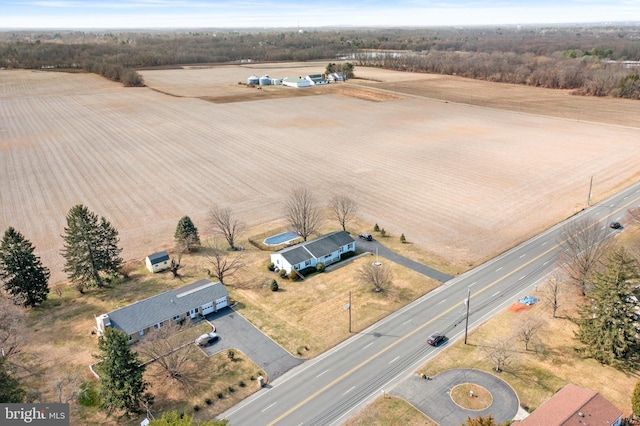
[
  {"x1": 391, "y1": 369, "x2": 519, "y2": 425},
  {"x1": 200, "y1": 307, "x2": 304, "y2": 382}
]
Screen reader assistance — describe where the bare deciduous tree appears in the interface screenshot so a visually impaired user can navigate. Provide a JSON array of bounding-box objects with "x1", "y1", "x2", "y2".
[
  {"x1": 169, "y1": 253, "x2": 182, "y2": 278},
  {"x1": 205, "y1": 240, "x2": 244, "y2": 285},
  {"x1": 482, "y1": 336, "x2": 515, "y2": 373},
  {"x1": 540, "y1": 275, "x2": 565, "y2": 318},
  {"x1": 285, "y1": 187, "x2": 323, "y2": 242},
  {"x1": 329, "y1": 195, "x2": 358, "y2": 232},
  {"x1": 557, "y1": 217, "x2": 609, "y2": 296},
  {"x1": 358, "y1": 262, "x2": 392, "y2": 292},
  {"x1": 54, "y1": 374, "x2": 80, "y2": 403},
  {"x1": 515, "y1": 312, "x2": 547, "y2": 351},
  {"x1": 0, "y1": 297, "x2": 27, "y2": 359},
  {"x1": 209, "y1": 205, "x2": 245, "y2": 251},
  {"x1": 137, "y1": 321, "x2": 196, "y2": 389}
]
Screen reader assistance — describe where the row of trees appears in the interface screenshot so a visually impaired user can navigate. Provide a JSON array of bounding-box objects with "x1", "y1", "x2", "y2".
[{"x1": 0, "y1": 26, "x2": 637, "y2": 97}]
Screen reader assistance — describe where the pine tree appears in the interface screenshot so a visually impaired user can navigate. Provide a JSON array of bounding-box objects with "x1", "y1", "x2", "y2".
[
  {"x1": 0, "y1": 227, "x2": 50, "y2": 307},
  {"x1": 632, "y1": 378, "x2": 640, "y2": 417},
  {"x1": 0, "y1": 357, "x2": 26, "y2": 403},
  {"x1": 96, "y1": 328, "x2": 148, "y2": 418},
  {"x1": 575, "y1": 248, "x2": 640, "y2": 366},
  {"x1": 174, "y1": 216, "x2": 200, "y2": 252},
  {"x1": 61, "y1": 205, "x2": 123, "y2": 292}
]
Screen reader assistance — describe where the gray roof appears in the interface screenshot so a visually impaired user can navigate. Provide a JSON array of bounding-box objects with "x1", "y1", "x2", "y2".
[
  {"x1": 105, "y1": 279, "x2": 228, "y2": 335},
  {"x1": 147, "y1": 251, "x2": 169, "y2": 264},
  {"x1": 277, "y1": 231, "x2": 354, "y2": 265}
]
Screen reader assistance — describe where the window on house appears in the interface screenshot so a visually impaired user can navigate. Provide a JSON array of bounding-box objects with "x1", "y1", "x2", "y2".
[
  {"x1": 339, "y1": 247, "x2": 343, "y2": 253},
  {"x1": 305, "y1": 260, "x2": 311, "y2": 266},
  {"x1": 173, "y1": 315, "x2": 181, "y2": 321}
]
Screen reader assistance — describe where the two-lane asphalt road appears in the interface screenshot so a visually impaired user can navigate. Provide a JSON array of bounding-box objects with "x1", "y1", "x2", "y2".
[{"x1": 220, "y1": 181, "x2": 640, "y2": 425}]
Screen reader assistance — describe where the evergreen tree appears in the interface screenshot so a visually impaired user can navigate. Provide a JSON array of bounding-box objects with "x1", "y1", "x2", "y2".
[
  {"x1": 61, "y1": 205, "x2": 123, "y2": 292},
  {"x1": 0, "y1": 357, "x2": 26, "y2": 403},
  {"x1": 575, "y1": 248, "x2": 640, "y2": 366},
  {"x1": 96, "y1": 328, "x2": 148, "y2": 418},
  {"x1": 465, "y1": 414, "x2": 497, "y2": 426},
  {"x1": 0, "y1": 227, "x2": 50, "y2": 307},
  {"x1": 174, "y1": 216, "x2": 200, "y2": 252},
  {"x1": 633, "y1": 378, "x2": 640, "y2": 417}
]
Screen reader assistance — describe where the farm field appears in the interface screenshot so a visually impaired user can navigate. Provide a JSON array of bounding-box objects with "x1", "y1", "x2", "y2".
[{"x1": 2, "y1": 63, "x2": 640, "y2": 286}]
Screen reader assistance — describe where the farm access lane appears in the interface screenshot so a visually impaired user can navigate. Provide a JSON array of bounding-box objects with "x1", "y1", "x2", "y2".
[{"x1": 219, "y1": 181, "x2": 640, "y2": 425}]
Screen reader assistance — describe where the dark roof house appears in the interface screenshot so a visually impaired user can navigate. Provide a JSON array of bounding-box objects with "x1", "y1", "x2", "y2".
[
  {"x1": 270, "y1": 231, "x2": 355, "y2": 274},
  {"x1": 95, "y1": 279, "x2": 229, "y2": 341}
]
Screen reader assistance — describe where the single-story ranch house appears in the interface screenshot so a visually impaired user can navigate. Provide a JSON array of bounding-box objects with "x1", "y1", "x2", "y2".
[
  {"x1": 270, "y1": 231, "x2": 355, "y2": 274},
  {"x1": 95, "y1": 279, "x2": 229, "y2": 342},
  {"x1": 145, "y1": 251, "x2": 170, "y2": 273}
]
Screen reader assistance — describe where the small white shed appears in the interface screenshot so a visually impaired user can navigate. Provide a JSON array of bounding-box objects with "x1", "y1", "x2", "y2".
[{"x1": 145, "y1": 251, "x2": 170, "y2": 273}]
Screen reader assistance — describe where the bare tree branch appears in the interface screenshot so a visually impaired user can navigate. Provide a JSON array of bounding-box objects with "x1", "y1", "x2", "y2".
[
  {"x1": 329, "y1": 195, "x2": 358, "y2": 232},
  {"x1": 540, "y1": 274, "x2": 566, "y2": 318},
  {"x1": 209, "y1": 205, "x2": 245, "y2": 251},
  {"x1": 557, "y1": 217, "x2": 610, "y2": 296},
  {"x1": 0, "y1": 297, "x2": 27, "y2": 359},
  {"x1": 358, "y1": 262, "x2": 392, "y2": 292},
  {"x1": 515, "y1": 312, "x2": 547, "y2": 351},
  {"x1": 205, "y1": 240, "x2": 245, "y2": 285},
  {"x1": 482, "y1": 336, "x2": 516, "y2": 373},
  {"x1": 285, "y1": 187, "x2": 323, "y2": 242},
  {"x1": 54, "y1": 374, "x2": 80, "y2": 404}
]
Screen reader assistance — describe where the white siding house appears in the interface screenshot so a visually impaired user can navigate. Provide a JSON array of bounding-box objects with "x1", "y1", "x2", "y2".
[
  {"x1": 270, "y1": 231, "x2": 355, "y2": 274},
  {"x1": 145, "y1": 251, "x2": 170, "y2": 273},
  {"x1": 282, "y1": 77, "x2": 311, "y2": 88},
  {"x1": 95, "y1": 279, "x2": 229, "y2": 342}
]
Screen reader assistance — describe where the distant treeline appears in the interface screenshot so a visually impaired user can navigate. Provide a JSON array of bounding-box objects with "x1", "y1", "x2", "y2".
[{"x1": 0, "y1": 26, "x2": 638, "y2": 98}]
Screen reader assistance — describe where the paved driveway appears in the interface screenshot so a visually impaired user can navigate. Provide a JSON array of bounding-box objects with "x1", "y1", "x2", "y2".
[
  {"x1": 391, "y1": 369, "x2": 519, "y2": 424},
  {"x1": 199, "y1": 307, "x2": 304, "y2": 382},
  {"x1": 356, "y1": 238, "x2": 453, "y2": 283}
]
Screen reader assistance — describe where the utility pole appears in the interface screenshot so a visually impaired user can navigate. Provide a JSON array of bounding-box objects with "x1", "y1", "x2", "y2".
[
  {"x1": 586, "y1": 175, "x2": 593, "y2": 207},
  {"x1": 344, "y1": 291, "x2": 352, "y2": 333},
  {"x1": 464, "y1": 287, "x2": 471, "y2": 345}
]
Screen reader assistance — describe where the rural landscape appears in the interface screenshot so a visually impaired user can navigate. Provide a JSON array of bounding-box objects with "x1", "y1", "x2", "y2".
[{"x1": 2, "y1": 24, "x2": 640, "y2": 425}]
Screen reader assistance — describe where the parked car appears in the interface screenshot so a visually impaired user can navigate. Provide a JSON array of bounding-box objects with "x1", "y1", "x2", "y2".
[
  {"x1": 427, "y1": 332, "x2": 446, "y2": 346},
  {"x1": 359, "y1": 233, "x2": 373, "y2": 241},
  {"x1": 195, "y1": 332, "x2": 219, "y2": 346},
  {"x1": 610, "y1": 221, "x2": 622, "y2": 229}
]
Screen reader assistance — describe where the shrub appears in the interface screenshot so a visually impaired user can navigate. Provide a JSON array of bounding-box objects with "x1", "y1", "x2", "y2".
[
  {"x1": 217, "y1": 392, "x2": 224, "y2": 399},
  {"x1": 228, "y1": 386, "x2": 235, "y2": 393},
  {"x1": 316, "y1": 262, "x2": 325, "y2": 272},
  {"x1": 279, "y1": 269, "x2": 287, "y2": 278},
  {"x1": 373, "y1": 223, "x2": 380, "y2": 232},
  {"x1": 400, "y1": 233, "x2": 406, "y2": 243},
  {"x1": 270, "y1": 279, "x2": 279, "y2": 292},
  {"x1": 193, "y1": 405, "x2": 200, "y2": 412},
  {"x1": 288, "y1": 270, "x2": 300, "y2": 281},
  {"x1": 205, "y1": 398, "x2": 212, "y2": 405},
  {"x1": 227, "y1": 349, "x2": 235, "y2": 360},
  {"x1": 239, "y1": 381, "x2": 246, "y2": 388},
  {"x1": 340, "y1": 251, "x2": 355, "y2": 261},
  {"x1": 380, "y1": 228, "x2": 386, "y2": 237},
  {"x1": 77, "y1": 382, "x2": 99, "y2": 407},
  {"x1": 267, "y1": 262, "x2": 275, "y2": 271}
]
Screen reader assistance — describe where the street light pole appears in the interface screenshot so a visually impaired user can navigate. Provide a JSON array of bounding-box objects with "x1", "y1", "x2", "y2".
[
  {"x1": 344, "y1": 291, "x2": 352, "y2": 333},
  {"x1": 464, "y1": 287, "x2": 471, "y2": 345}
]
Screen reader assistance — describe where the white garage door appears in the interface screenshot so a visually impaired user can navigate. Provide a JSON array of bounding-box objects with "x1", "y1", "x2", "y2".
[
  {"x1": 215, "y1": 297, "x2": 228, "y2": 310},
  {"x1": 202, "y1": 302, "x2": 214, "y2": 315}
]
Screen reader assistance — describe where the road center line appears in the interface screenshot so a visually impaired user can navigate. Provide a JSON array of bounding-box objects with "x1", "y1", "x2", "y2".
[{"x1": 495, "y1": 267, "x2": 502, "y2": 272}]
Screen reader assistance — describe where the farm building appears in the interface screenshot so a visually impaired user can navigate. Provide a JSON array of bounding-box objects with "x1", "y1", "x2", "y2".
[
  {"x1": 95, "y1": 279, "x2": 229, "y2": 342},
  {"x1": 259, "y1": 74, "x2": 271, "y2": 85},
  {"x1": 247, "y1": 75, "x2": 259, "y2": 85},
  {"x1": 145, "y1": 251, "x2": 170, "y2": 273},
  {"x1": 270, "y1": 231, "x2": 355, "y2": 274},
  {"x1": 328, "y1": 72, "x2": 345, "y2": 82},
  {"x1": 305, "y1": 74, "x2": 327, "y2": 85},
  {"x1": 515, "y1": 383, "x2": 622, "y2": 426},
  {"x1": 282, "y1": 77, "x2": 311, "y2": 88}
]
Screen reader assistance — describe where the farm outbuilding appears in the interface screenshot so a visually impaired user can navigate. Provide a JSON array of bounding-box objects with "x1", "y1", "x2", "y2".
[
  {"x1": 270, "y1": 231, "x2": 355, "y2": 274},
  {"x1": 305, "y1": 74, "x2": 327, "y2": 85},
  {"x1": 95, "y1": 279, "x2": 229, "y2": 342},
  {"x1": 247, "y1": 75, "x2": 259, "y2": 85},
  {"x1": 259, "y1": 74, "x2": 271, "y2": 85},
  {"x1": 145, "y1": 251, "x2": 170, "y2": 273},
  {"x1": 282, "y1": 77, "x2": 311, "y2": 88}
]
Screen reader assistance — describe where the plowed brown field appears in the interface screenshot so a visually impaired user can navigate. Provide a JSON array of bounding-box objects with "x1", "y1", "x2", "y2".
[{"x1": 3, "y1": 62, "x2": 640, "y2": 284}]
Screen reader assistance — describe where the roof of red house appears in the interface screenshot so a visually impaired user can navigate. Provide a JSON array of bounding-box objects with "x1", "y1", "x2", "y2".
[{"x1": 517, "y1": 383, "x2": 622, "y2": 426}]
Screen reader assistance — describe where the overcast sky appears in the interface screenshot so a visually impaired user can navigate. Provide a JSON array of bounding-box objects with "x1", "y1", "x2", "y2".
[{"x1": 1, "y1": 1, "x2": 639, "y2": 30}]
